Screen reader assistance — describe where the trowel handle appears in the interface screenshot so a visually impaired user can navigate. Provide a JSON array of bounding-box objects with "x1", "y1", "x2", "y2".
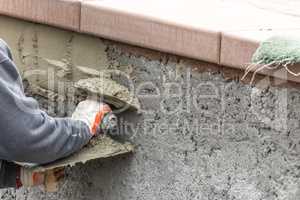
[{"x1": 100, "y1": 112, "x2": 118, "y2": 135}]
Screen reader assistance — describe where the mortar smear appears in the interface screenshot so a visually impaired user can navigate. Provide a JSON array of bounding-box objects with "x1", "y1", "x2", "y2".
[
  {"x1": 32, "y1": 135, "x2": 134, "y2": 172},
  {"x1": 75, "y1": 77, "x2": 140, "y2": 111}
]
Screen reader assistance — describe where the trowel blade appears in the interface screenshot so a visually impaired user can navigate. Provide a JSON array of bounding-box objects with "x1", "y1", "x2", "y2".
[{"x1": 31, "y1": 136, "x2": 134, "y2": 172}]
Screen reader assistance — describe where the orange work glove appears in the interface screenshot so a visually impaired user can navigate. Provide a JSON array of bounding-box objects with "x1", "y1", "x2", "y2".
[{"x1": 72, "y1": 100, "x2": 117, "y2": 135}]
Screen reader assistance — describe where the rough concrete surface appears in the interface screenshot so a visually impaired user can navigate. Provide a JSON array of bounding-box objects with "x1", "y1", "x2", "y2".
[{"x1": 0, "y1": 15, "x2": 300, "y2": 200}]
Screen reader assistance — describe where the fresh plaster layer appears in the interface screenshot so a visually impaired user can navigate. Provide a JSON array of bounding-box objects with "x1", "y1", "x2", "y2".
[
  {"x1": 0, "y1": 16, "x2": 110, "y2": 90},
  {"x1": 0, "y1": 16, "x2": 300, "y2": 200}
]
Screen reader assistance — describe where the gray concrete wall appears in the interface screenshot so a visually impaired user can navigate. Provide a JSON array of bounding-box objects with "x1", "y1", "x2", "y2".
[{"x1": 0, "y1": 16, "x2": 300, "y2": 200}]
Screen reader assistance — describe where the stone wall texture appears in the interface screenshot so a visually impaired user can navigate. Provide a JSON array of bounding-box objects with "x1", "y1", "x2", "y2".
[{"x1": 0, "y1": 16, "x2": 300, "y2": 200}]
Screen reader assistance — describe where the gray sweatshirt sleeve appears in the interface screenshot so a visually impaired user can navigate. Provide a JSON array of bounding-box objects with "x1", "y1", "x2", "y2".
[{"x1": 0, "y1": 39, "x2": 92, "y2": 165}]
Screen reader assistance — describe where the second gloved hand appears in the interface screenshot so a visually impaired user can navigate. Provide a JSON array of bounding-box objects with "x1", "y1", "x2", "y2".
[{"x1": 72, "y1": 100, "x2": 117, "y2": 136}]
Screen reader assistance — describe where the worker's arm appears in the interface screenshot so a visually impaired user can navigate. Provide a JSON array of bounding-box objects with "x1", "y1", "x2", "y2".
[{"x1": 0, "y1": 39, "x2": 92, "y2": 164}]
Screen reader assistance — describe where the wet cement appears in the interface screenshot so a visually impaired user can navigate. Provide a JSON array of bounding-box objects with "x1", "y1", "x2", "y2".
[
  {"x1": 75, "y1": 77, "x2": 141, "y2": 111},
  {"x1": 32, "y1": 136, "x2": 134, "y2": 172},
  {"x1": 0, "y1": 16, "x2": 300, "y2": 200}
]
